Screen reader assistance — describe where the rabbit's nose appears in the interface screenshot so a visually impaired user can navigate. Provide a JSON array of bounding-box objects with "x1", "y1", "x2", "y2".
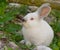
[
  {"x1": 21, "y1": 18, "x2": 26, "y2": 22},
  {"x1": 16, "y1": 14, "x2": 26, "y2": 22}
]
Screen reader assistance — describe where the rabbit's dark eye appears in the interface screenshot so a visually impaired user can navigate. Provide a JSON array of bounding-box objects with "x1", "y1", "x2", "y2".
[{"x1": 30, "y1": 18, "x2": 34, "y2": 20}]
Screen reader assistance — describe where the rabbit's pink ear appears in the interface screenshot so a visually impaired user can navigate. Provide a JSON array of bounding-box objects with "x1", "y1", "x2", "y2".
[
  {"x1": 40, "y1": 7, "x2": 50, "y2": 16},
  {"x1": 36, "y1": 3, "x2": 51, "y2": 18}
]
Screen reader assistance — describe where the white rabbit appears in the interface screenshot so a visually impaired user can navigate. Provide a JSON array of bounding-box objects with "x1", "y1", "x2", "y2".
[{"x1": 19, "y1": 3, "x2": 54, "y2": 50}]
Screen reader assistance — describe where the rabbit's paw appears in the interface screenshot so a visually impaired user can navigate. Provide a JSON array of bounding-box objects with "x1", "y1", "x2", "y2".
[
  {"x1": 20, "y1": 40, "x2": 25, "y2": 44},
  {"x1": 25, "y1": 41, "x2": 31, "y2": 46}
]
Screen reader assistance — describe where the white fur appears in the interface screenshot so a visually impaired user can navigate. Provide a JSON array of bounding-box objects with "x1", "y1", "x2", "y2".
[{"x1": 21, "y1": 3, "x2": 54, "y2": 50}]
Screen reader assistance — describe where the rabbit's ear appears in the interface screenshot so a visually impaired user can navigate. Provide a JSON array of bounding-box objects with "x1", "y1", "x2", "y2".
[{"x1": 36, "y1": 3, "x2": 51, "y2": 18}]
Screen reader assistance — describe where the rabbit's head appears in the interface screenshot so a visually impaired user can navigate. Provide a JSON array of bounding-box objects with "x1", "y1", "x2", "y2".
[{"x1": 18, "y1": 3, "x2": 51, "y2": 28}]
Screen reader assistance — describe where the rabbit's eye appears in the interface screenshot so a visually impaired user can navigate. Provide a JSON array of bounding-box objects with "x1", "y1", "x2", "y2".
[{"x1": 30, "y1": 18, "x2": 34, "y2": 20}]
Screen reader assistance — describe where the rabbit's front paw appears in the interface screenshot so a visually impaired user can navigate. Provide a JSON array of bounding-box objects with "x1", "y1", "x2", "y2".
[
  {"x1": 20, "y1": 40, "x2": 25, "y2": 44},
  {"x1": 20, "y1": 40, "x2": 31, "y2": 46},
  {"x1": 25, "y1": 41, "x2": 31, "y2": 46}
]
